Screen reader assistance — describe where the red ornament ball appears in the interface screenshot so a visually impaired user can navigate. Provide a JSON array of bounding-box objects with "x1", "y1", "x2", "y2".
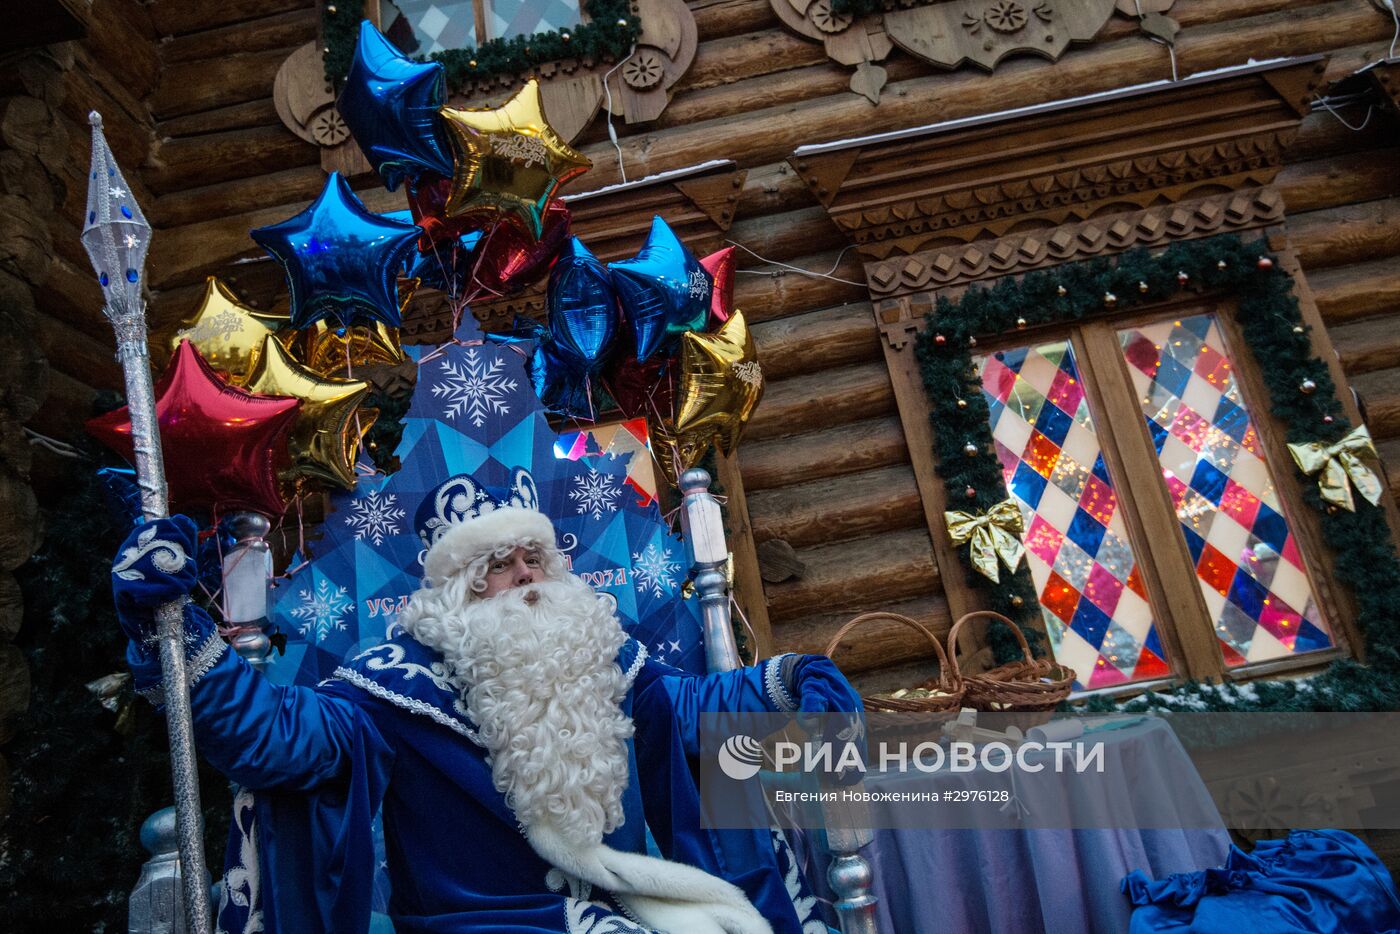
[
  {"x1": 1177, "y1": 271, "x2": 1190, "y2": 285},
  {"x1": 934, "y1": 334, "x2": 947, "y2": 345},
  {"x1": 1323, "y1": 415, "x2": 1334, "y2": 424},
  {"x1": 965, "y1": 486, "x2": 977, "y2": 499},
  {"x1": 1257, "y1": 256, "x2": 1274, "y2": 271}
]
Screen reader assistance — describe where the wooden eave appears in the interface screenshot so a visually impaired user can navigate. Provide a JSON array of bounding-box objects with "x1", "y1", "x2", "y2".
[{"x1": 787, "y1": 56, "x2": 1330, "y2": 261}]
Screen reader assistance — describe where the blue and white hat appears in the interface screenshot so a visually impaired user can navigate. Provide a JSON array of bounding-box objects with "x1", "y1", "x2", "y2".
[{"x1": 416, "y1": 468, "x2": 555, "y2": 587}]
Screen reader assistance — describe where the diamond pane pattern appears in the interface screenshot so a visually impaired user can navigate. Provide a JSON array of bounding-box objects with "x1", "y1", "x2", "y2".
[
  {"x1": 979, "y1": 342, "x2": 1170, "y2": 690},
  {"x1": 392, "y1": 0, "x2": 580, "y2": 55},
  {"x1": 1118, "y1": 314, "x2": 1332, "y2": 666}
]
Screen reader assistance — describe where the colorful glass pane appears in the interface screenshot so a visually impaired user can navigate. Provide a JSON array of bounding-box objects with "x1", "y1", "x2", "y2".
[
  {"x1": 389, "y1": 1, "x2": 477, "y2": 56},
  {"x1": 1118, "y1": 314, "x2": 1332, "y2": 666},
  {"x1": 978, "y1": 341, "x2": 1171, "y2": 690},
  {"x1": 489, "y1": 0, "x2": 581, "y2": 39}
]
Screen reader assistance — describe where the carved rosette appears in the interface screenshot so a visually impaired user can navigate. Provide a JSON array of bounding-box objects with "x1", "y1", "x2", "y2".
[{"x1": 770, "y1": 0, "x2": 1175, "y2": 102}]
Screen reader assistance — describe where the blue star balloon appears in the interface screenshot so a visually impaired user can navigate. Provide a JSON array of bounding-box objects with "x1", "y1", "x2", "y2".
[
  {"x1": 608, "y1": 216, "x2": 712, "y2": 362},
  {"x1": 336, "y1": 20, "x2": 455, "y2": 192},
  {"x1": 548, "y1": 237, "x2": 618, "y2": 372},
  {"x1": 529, "y1": 336, "x2": 594, "y2": 421},
  {"x1": 252, "y1": 173, "x2": 422, "y2": 328},
  {"x1": 382, "y1": 208, "x2": 484, "y2": 294}
]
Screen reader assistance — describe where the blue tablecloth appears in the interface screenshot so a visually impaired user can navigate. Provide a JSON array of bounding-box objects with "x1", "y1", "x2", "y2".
[{"x1": 797, "y1": 718, "x2": 1231, "y2": 934}]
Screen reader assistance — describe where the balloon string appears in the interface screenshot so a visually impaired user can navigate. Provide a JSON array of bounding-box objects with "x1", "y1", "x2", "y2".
[
  {"x1": 729, "y1": 593, "x2": 759, "y2": 666},
  {"x1": 602, "y1": 44, "x2": 637, "y2": 184},
  {"x1": 725, "y1": 240, "x2": 864, "y2": 287}
]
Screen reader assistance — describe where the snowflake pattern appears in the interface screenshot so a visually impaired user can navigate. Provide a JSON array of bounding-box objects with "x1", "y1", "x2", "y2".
[
  {"x1": 291, "y1": 578, "x2": 353, "y2": 642},
  {"x1": 433, "y1": 349, "x2": 518, "y2": 427},
  {"x1": 569, "y1": 469, "x2": 623, "y2": 519},
  {"x1": 632, "y1": 543, "x2": 681, "y2": 598},
  {"x1": 344, "y1": 490, "x2": 406, "y2": 545}
]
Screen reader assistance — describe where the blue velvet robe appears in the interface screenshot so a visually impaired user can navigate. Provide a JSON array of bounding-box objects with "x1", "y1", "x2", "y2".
[{"x1": 160, "y1": 630, "x2": 827, "y2": 934}]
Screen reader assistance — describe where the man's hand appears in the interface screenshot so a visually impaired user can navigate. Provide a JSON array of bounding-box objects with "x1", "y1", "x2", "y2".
[
  {"x1": 112, "y1": 516, "x2": 200, "y2": 638},
  {"x1": 785, "y1": 655, "x2": 867, "y2": 782}
]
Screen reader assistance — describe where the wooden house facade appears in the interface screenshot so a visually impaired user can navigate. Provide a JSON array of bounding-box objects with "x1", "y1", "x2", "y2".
[{"x1": 4, "y1": 0, "x2": 1400, "y2": 800}]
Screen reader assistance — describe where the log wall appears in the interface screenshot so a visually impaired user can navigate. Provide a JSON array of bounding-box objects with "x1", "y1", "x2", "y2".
[{"x1": 25, "y1": 0, "x2": 1400, "y2": 696}]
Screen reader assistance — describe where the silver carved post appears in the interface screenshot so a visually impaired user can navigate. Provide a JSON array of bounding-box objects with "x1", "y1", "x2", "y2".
[
  {"x1": 129, "y1": 808, "x2": 191, "y2": 934},
  {"x1": 677, "y1": 469, "x2": 879, "y2": 933},
  {"x1": 221, "y1": 512, "x2": 274, "y2": 669},
  {"x1": 678, "y1": 468, "x2": 740, "y2": 672},
  {"x1": 84, "y1": 112, "x2": 213, "y2": 932}
]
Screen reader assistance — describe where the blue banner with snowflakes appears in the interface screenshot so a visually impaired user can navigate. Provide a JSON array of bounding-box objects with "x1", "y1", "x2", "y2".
[{"x1": 267, "y1": 319, "x2": 705, "y2": 688}]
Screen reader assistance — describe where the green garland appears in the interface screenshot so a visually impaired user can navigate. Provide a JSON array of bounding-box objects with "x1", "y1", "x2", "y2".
[
  {"x1": 914, "y1": 233, "x2": 1400, "y2": 710},
  {"x1": 324, "y1": 0, "x2": 641, "y2": 94}
]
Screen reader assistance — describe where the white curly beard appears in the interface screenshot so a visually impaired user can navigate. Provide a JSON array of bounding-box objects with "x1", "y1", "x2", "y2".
[{"x1": 399, "y1": 574, "x2": 633, "y2": 849}]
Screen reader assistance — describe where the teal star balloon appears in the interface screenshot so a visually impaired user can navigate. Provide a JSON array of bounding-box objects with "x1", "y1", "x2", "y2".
[
  {"x1": 609, "y1": 216, "x2": 711, "y2": 362},
  {"x1": 337, "y1": 20, "x2": 454, "y2": 192},
  {"x1": 251, "y1": 172, "x2": 421, "y2": 329}
]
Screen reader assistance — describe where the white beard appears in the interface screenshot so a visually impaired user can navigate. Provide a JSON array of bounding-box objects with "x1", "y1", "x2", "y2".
[
  {"x1": 400, "y1": 575, "x2": 632, "y2": 849},
  {"x1": 401, "y1": 569, "x2": 774, "y2": 934}
]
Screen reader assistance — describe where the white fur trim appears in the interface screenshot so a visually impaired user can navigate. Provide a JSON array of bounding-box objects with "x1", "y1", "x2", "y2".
[
  {"x1": 526, "y1": 824, "x2": 773, "y2": 934},
  {"x1": 422, "y1": 506, "x2": 557, "y2": 587}
]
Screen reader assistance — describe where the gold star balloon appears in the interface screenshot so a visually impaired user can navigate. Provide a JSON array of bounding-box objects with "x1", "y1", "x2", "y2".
[
  {"x1": 438, "y1": 78, "x2": 591, "y2": 237},
  {"x1": 246, "y1": 336, "x2": 375, "y2": 490},
  {"x1": 168, "y1": 277, "x2": 288, "y2": 385},
  {"x1": 648, "y1": 415, "x2": 712, "y2": 491},
  {"x1": 674, "y1": 311, "x2": 765, "y2": 455},
  {"x1": 298, "y1": 320, "x2": 406, "y2": 378}
]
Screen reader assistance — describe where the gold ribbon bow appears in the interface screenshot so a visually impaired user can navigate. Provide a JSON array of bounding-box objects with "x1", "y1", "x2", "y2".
[
  {"x1": 1287, "y1": 425, "x2": 1384, "y2": 512},
  {"x1": 945, "y1": 499, "x2": 1027, "y2": 583}
]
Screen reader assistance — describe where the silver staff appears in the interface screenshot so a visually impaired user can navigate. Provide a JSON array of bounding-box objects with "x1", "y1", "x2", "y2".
[{"x1": 83, "y1": 111, "x2": 213, "y2": 932}]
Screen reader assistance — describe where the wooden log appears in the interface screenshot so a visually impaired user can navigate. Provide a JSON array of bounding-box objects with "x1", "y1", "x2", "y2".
[
  {"x1": 725, "y1": 205, "x2": 846, "y2": 270},
  {"x1": 690, "y1": 0, "x2": 778, "y2": 42},
  {"x1": 745, "y1": 360, "x2": 895, "y2": 442},
  {"x1": 1276, "y1": 150, "x2": 1400, "y2": 215},
  {"x1": 577, "y1": 0, "x2": 1391, "y2": 190},
  {"x1": 0, "y1": 45, "x2": 72, "y2": 104},
  {"x1": 1291, "y1": 198, "x2": 1400, "y2": 270},
  {"x1": 1333, "y1": 315, "x2": 1400, "y2": 377},
  {"x1": 34, "y1": 251, "x2": 102, "y2": 333},
  {"x1": 0, "y1": 469, "x2": 38, "y2": 572},
  {"x1": 747, "y1": 463, "x2": 925, "y2": 549},
  {"x1": 33, "y1": 308, "x2": 122, "y2": 389},
  {"x1": 161, "y1": 8, "x2": 319, "y2": 64},
  {"x1": 774, "y1": 594, "x2": 953, "y2": 675},
  {"x1": 58, "y1": 50, "x2": 153, "y2": 170},
  {"x1": 148, "y1": 0, "x2": 301, "y2": 38},
  {"x1": 0, "y1": 149, "x2": 56, "y2": 217},
  {"x1": 750, "y1": 302, "x2": 882, "y2": 379},
  {"x1": 1352, "y1": 367, "x2": 1400, "y2": 440},
  {"x1": 741, "y1": 415, "x2": 908, "y2": 492},
  {"x1": 153, "y1": 164, "x2": 325, "y2": 229},
  {"x1": 145, "y1": 123, "x2": 318, "y2": 197},
  {"x1": 1312, "y1": 256, "x2": 1400, "y2": 327},
  {"x1": 0, "y1": 96, "x2": 70, "y2": 183},
  {"x1": 84, "y1": 0, "x2": 162, "y2": 100},
  {"x1": 733, "y1": 161, "x2": 813, "y2": 220},
  {"x1": 0, "y1": 571, "x2": 20, "y2": 640},
  {"x1": 764, "y1": 527, "x2": 940, "y2": 621},
  {"x1": 160, "y1": 97, "x2": 282, "y2": 140},
  {"x1": 28, "y1": 366, "x2": 96, "y2": 439},
  {"x1": 675, "y1": 28, "x2": 828, "y2": 97},
  {"x1": 150, "y1": 46, "x2": 300, "y2": 120},
  {"x1": 0, "y1": 193, "x2": 54, "y2": 289},
  {"x1": 733, "y1": 250, "x2": 867, "y2": 324},
  {"x1": 1285, "y1": 107, "x2": 1397, "y2": 164}
]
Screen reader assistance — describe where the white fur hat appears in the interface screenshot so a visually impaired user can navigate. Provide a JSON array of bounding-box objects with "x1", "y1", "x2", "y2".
[{"x1": 421, "y1": 506, "x2": 557, "y2": 587}]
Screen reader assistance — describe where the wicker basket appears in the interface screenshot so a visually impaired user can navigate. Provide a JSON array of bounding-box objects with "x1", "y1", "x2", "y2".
[
  {"x1": 823, "y1": 612, "x2": 965, "y2": 714},
  {"x1": 946, "y1": 611, "x2": 1075, "y2": 730}
]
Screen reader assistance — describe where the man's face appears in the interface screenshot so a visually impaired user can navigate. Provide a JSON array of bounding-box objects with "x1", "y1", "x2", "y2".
[{"x1": 480, "y1": 546, "x2": 543, "y2": 598}]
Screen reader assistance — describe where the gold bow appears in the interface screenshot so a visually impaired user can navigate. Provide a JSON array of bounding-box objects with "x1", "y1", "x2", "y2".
[
  {"x1": 945, "y1": 500, "x2": 1027, "y2": 583},
  {"x1": 1288, "y1": 425, "x2": 1384, "y2": 512}
]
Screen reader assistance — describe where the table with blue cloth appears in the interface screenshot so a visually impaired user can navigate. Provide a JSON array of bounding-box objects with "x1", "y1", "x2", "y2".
[{"x1": 795, "y1": 717, "x2": 1231, "y2": 934}]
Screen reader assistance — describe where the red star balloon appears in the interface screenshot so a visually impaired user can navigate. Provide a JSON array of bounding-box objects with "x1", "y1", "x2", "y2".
[
  {"x1": 87, "y1": 340, "x2": 301, "y2": 517},
  {"x1": 700, "y1": 246, "x2": 736, "y2": 325}
]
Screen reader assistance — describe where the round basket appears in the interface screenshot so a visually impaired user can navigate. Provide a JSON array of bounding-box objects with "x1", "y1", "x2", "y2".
[
  {"x1": 823, "y1": 612, "x2": 965, "y2": 714},
  {"x1": 946, "y1": 611, "x2": 1075, "y2": 729}
]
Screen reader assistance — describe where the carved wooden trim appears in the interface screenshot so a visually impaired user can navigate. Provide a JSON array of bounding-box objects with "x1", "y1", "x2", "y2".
[
  {"x1": 769, "y1": 0, "x2": 1165, "y2": 101},
  {"x1": 1366, "y1": 58, "x2": 1400, "y2": 118},
  {"x1": 870, "y1": 187, "x2": 1286, "y2": 348},
  {"x1": 401, "y1": 161, "x2": 747, "y2": 342},
  {"x1": 788, "y1": 58, "x2": 1327, "y2": 262}
]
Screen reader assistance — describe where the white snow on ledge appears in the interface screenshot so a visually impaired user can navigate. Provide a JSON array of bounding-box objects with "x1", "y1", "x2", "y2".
[
  {"x1": 792, "y1": 57, "x2": 1303, "y2": 157},
  {"x1": 563, "y1": 159, "x2": 736, "y2": 203}
]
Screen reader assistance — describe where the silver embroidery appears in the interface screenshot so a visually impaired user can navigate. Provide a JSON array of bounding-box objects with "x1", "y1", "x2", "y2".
[
  {"x1": 352, "y1": 641, "x2": 458, "y2": 694},
  {"x1": 621, "y1": 642, "x2": 648, "y2": 691},
  {"x1": 216, "y1": 787, "x2": 264, "y2": 934},
  {"x1": 333, "y1": 665, "x2": 482, "y2": 746},
  {"x1": 113, "y1": 523, "x2": 189, "y2": 582},
  {"x1": 764, "y1": 654, "x2": 799, "y2": 712},
  {"x1": 135, "y1": 630, "x2": 227, "y2": 707}
]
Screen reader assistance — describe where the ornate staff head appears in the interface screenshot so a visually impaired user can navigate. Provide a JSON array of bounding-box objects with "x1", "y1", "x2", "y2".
[{"x1": 81, "y1": 111, "x2": 151, "y2": 342}]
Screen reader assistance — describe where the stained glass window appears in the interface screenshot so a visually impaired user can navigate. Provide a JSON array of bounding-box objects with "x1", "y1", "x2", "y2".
[
  {"x1": 1118, "y1": 314, "x2": 1333, "y2": 666},
  {"x1": 386, "y1": 0, "x2": 580, "y2": 56},
  {"x1": 979, "y1": 341, "x2": 1172, "y2": 690}
]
